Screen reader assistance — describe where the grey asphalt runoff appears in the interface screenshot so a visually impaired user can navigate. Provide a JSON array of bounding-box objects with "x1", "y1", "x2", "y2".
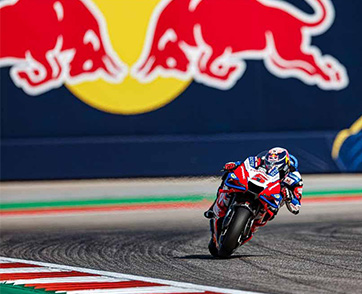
[
  {"x1": 2, "y1": 174, "x2": 362, "y2": 203},
  {"x1": 1, "y1": 201, "x2": 362, "y2": 294}
]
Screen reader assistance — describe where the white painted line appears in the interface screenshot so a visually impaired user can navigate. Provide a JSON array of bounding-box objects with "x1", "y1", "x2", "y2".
[
  {"x1": 63, "y1": 286, "x2": 204, "y2": 294},
  {"x1": 0, "y1": 256, "x2": 265, "y2": 294},
  {"x1": 0, "y1": 267, "x2": 70, "y2": 274},
  {"x1": 5, "y1": 277, "x2": 124, "y2": 285}
]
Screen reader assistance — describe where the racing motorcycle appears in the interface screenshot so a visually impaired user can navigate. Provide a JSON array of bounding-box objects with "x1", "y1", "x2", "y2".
[{"x1": 208, "y1": 157, "x2": 283, "y2": 258}]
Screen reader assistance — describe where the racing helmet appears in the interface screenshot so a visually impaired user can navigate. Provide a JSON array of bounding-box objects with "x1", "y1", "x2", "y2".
[{"x1": 264, "y1": 147, "x2": 290, "y2": 174}]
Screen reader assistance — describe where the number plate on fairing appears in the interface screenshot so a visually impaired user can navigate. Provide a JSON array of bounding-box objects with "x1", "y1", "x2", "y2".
[{"x1": 243, "y1": 158, "x2": 280, "y2": 194}]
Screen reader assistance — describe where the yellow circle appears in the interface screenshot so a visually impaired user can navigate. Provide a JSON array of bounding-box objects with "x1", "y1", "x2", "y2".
[{"x1": 66, "y1": 0, "x2": 191, "y2": 115}]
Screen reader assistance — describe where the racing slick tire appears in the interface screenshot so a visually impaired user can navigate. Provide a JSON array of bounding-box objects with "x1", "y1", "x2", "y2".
[{"x1": 218, "y1": 207, "x2": 251, "y2": 258}]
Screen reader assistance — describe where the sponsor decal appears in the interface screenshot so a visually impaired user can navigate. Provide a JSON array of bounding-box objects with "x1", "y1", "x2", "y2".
[
  {"x1": 268, "y1": 167, "x2": 279, "y2": 177},
  {"x1": 0, "y1": 0, "x2": 190, "y2": 115},
  {"x1": 133, "y1": 0, "x2": 348, "y2": 91},
  {"x1": 284, "y1": 177, "x2": 295, "y2": 185},
  {"x1": 0, "y1": 0, "x2": 349, "y2": 115},
  {"x1": 248, "y1": 157, "x2": 255, "y2": 168},
  {"x1": 0, "y1": 0, "x2": 127, "y2": 96}
]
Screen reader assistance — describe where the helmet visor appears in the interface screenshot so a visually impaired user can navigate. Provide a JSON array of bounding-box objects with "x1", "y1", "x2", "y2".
[{"x1": 265, "y1": 153, "x2": 288, "y2": 171}]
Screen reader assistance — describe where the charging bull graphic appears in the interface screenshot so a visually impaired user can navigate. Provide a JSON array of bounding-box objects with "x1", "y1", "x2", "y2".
[
  {"x1": 0, "y1": 0, "x2": 127, "y2": 95},
  {"x1": 133, "y1": 0, "x2": 349, "y2": 90}
]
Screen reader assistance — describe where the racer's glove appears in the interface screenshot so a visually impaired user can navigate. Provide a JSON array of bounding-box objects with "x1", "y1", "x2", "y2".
[
  {"x1": 282, "y1": 187, "x2": 293, "y2": 203},
  {"x1": 222, "y1": 162, "x2": 237, "y2": 171}
]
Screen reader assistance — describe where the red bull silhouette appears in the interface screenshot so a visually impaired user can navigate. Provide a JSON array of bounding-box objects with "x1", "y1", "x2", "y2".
[
  {"x1": 0, "y1": 0, "x2": 127, "y2": 95},
  {"x1": 132, "y1": 0, "x2": 349, "y2": 90}
]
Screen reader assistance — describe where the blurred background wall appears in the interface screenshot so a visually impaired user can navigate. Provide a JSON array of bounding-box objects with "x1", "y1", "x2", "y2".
[{"x1": 1, "y1": 0, "x2": 361, "y2": 180}]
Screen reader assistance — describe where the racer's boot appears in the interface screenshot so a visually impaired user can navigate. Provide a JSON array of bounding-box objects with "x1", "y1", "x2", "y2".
[
  {"x1": 204, "y1": 196, "x2": 217, "y2": 219},
  {"x1": 204, "y1": 202, "x2": 215, "y2": 219},
  {"x1": 266, "y1": 207, "x2": 279, "y2": 221}
]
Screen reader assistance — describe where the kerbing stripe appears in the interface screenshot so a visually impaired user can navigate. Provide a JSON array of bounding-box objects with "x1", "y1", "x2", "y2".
[
  {"x1": 0, "y1": 271, "x2": 97, "y2": 281},
  {"x1": 0, "y1": 256, "x2": 264, "y2": 294},
  {"x1": 0, "y1": 262, "x2": 41, "y2": 268},
  {"x1": 64, "y1": 286, "x2": 205, "y2": 294},
  {"x1": 0, "y1": 267, "x2": 67, "y2": 274},
  {"x1": 8, "y1": 277, "x2": 124, "y2": 285},
  {"x1": 27, "y1": 281, "x2": 162, "y2": 291}
]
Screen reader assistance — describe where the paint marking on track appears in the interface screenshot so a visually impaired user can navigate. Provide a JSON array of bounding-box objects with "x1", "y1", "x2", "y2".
[
  {"x1": 1, "y1": 195, "x2": 362, "y2": 217},
  {"x1": 0, "y1": 256, "x2": 264, "y2": 294},
  {"x1": 0, "y1": 202, "x2": 208, "y2": 216},
  {"x1": 303, "y1": 196, "x2": 362, "y2": 203}
]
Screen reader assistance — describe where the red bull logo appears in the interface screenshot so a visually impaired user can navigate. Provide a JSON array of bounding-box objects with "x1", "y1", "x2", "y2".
[
  {"x1": 132, "y1": 0, "x2": 349, "y2": 90},
  {"x1": 0, "y1": 0, "x2": 350, "y2": 114},
  {"x1": 269, "y1": 154, "x2": 279, "y2": 162},
  {"x1": 0, "y1": 0, "x2": 127, "y2": 95}
]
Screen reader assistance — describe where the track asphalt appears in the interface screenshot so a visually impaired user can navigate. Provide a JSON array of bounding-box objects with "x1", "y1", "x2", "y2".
[
  {"x1": 1, "y1": 200, "x2": 362, "y2": 294},
  {"x1": 1, "y1": 176, "x2": 362, "y2": 294}
]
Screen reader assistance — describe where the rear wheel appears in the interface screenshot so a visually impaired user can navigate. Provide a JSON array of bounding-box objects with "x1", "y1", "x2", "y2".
[{"x1": 218, "y1": 207, "x2": 251, "y2": 258}]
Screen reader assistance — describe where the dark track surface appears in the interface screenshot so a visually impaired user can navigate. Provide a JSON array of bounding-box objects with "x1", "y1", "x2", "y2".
[{"x1": 1, "y1": 215, "x2": 362, "y2": 294}]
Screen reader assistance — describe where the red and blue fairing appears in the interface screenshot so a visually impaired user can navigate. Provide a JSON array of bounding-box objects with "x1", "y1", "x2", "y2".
[{"x1": 224, "y1": 157, "x2": 283, "y2": 217}]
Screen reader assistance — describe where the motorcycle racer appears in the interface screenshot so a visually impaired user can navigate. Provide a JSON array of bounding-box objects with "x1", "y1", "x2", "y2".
[{"x1": 204, "y1": 147, "x2": 303, "y2": 220}]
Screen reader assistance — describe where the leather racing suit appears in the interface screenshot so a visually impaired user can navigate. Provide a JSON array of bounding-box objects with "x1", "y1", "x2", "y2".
[{"x1": 206, "y1": 153, "x2": 303, "y2": 220}]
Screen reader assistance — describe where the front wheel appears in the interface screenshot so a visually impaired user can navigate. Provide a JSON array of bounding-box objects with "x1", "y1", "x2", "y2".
[
  {"x1": 218, "y1": 206, "x2": 251, "y2": 258},
  {"x1": 208, "y1": 238, "x2": 219, "y2": 257}
]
